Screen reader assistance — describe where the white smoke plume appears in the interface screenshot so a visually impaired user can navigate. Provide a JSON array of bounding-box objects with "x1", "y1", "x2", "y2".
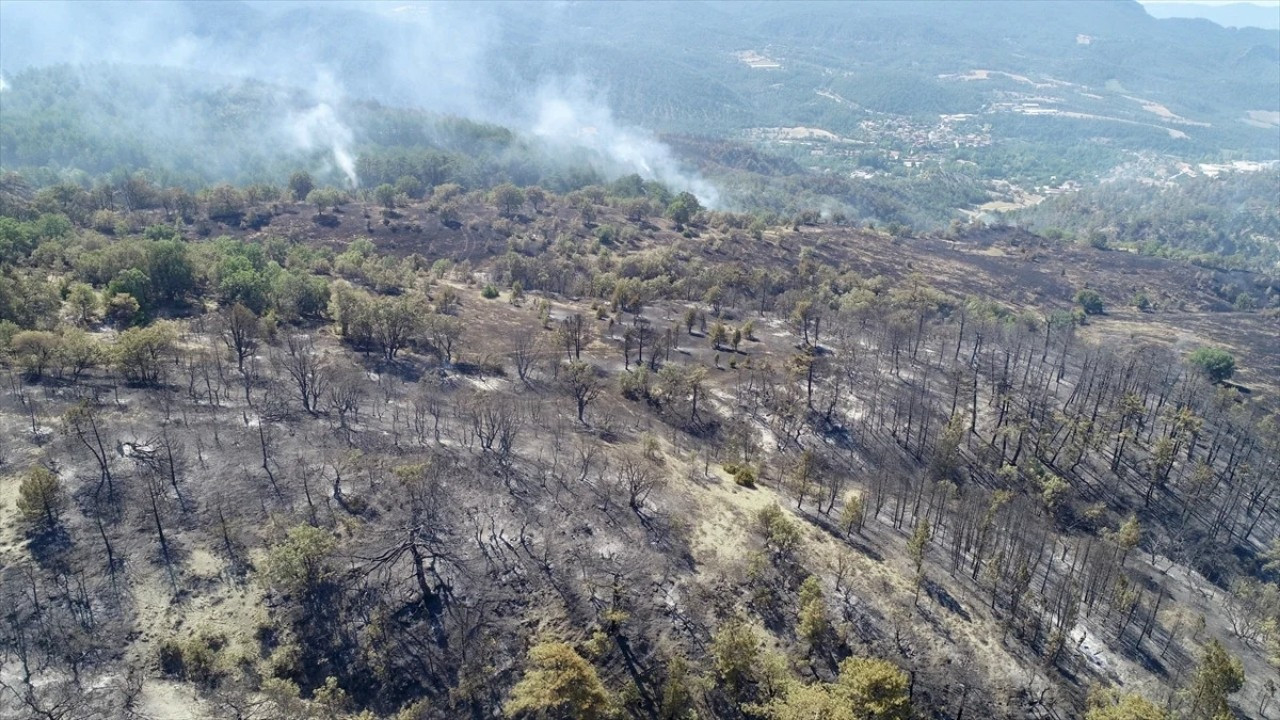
[
  {"x1": 529, "y1": 80, "x2": 720, "y2": 208},
  {"x1": 288, "y1": 72, "x2": 359, "y2": 188}
]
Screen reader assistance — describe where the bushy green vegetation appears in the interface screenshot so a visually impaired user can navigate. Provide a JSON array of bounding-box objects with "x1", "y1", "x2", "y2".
[{"x1": 1187, "y1": 347, "x2": 1236, "y2": 383}]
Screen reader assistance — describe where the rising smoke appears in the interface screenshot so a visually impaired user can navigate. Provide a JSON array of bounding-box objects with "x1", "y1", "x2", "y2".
[
  {"x1": 529, "y1": 79, "x2": 721, "y2": 208},
  {"x1": 289, "y1": 72, "x2": 359, "y2": 188}
]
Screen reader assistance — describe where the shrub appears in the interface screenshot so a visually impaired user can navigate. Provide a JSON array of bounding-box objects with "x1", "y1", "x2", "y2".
[
  {"x1": 1075, "y1": 288, "x2": 1104, "y2": 315},
  {"x1": 157, "y1": 632, "x2": 226, "y2": 686},
  {"x1": 595, "y1": 224, "x2": 619, "y2": 245},
  {"x1": 620, "y1": 368, "x2": 652, "y2": 401},
  {"x1": 480, "y1": 284, "x2": 500, "y2": 299}
]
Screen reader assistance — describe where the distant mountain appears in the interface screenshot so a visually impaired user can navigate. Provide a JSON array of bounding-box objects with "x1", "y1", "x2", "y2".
[{"x1": 1142, "y1": 2, "x2": 1280, "y2": 30}]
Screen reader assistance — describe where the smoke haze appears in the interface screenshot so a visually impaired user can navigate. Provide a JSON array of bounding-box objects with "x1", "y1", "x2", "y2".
[{"x1": 0, "y1": 0, "x2": 719, "y2": 204}]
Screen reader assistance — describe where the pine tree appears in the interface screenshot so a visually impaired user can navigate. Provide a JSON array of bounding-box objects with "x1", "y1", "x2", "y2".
[
  {"x1": 711, "y1": 618, "x2": 760, "y2": 700},
  {"x1": 16, "y1": 466, "x2": 65, "y2": 530},
  {"x1": 797, "y1": 576, "x2": 829, "y2": 648},
  {"x1": 1186, "y1": 638, "x2": 1244, "y2": 720},
  {"x1": 504, "y1": 642, "x2": 611, "y2": 719}
]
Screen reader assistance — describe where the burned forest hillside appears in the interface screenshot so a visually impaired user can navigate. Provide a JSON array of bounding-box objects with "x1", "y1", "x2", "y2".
[{"x1": 1, "y1": 178, "x2": 1280, "y2": 720}]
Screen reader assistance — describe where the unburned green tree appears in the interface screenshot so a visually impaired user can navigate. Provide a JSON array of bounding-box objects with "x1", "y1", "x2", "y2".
[
  {"x1": 753, "y1": 656, "x2": 911, "y2": 720},
  {"x1": 288, "y1": 171, "x2": 315, "y2": 202},
  {"x1": 9, "y1": 330, "x2": 60, "y2": 379},
  {"x1": 306, "y1": 188, "x2": 343, "y2": 216},
  {"x1": 907, "y1": 518, "x2": 931, "y2": 576},
  {"x1": 755, "y1": 504, "x2": 802, "y2": 559},
  {"x1": 797, "y1": 576, "x2": 829, "y2": 648},
  {"x1": 114, "y1": 321, "x2": 178, "y2": 385},
  {"x1": 787, "y1": 450, "x2": 819, "y2": 509},
  {"x1": 370, "y1": 295, "x2": 424, "y2": 361},
  {"x1": 328, "y1": 281, "x2": 366, "y2": 341},
  {"x1": 147, "y1": 240, "x2": 195, "y2": 305},
  {"x1": 374, "y1": 183, "x2": 398, "y2": 209},
  {"x1": 834, "y1": 656, "x2": 912, "y2": 720},
  {"x1": 1262, "y1": 538, "x2": 1280, "y2": 576},
  {"x1": 271, "y1": 271, "x2": 330, "y2": 322},
  {"x1": 394, "y1": 175, "x2": 425, "y2": 200},
  {"x1": 206, "y1": 184, "x2": 246, "y2": 222},
  {"x1": 658, "y1": 655, "x2": 699, "y2": 720},
  {"x1": 503, "y1": 642, "x2": 611, "y2": 719},
  {"x1": 217, "y1": 257, "x2": 271, "y2": 314},
  {"x1": 1187, "y1": 347, "x2": 1235, "y2": 384},
  {"x1": 107, "y1": 268, "x2": 154, "y2": 317},
  {"x1": 666, "y1": 191, "x2": 702, "y2": 227},
  {"x1": 58, "y1": 327, "x2": 104, "y2": 381},
  {"x1": 312, "y1": 676, "x2": 352, "y2": 719},
  {"x1": 492, "y1": 183, "x2": 525, "y2": 218},
  {"x1": 840, "y1": 492, "x2": 865, "y2": 535},
  {"x1": 710, "y1": 618, "x2": 760, "y2": 700},
  {"x1": 16, "y1": 466, "x2": 66, "y2": 531},
  {"x1": 106, "y1": 293, "x2": 142, "y2": 327},
  {"x1": 709, "y1": 322, "x2": 728, "y2": 350},
  {"x1": 1185, "y1": 638, "x2": 1244, "y2": 720},
  {"x1": 264, "y1": 524, "x2": 337, "y2": 597},
  {"x1": 1109, "y1": 513, "x2": 1141, "y2": 567},
  {"x1": 66, "y1": 283, "x2": 100, "y2": 325},
  {"x1": 753, "y1": 681, "x2": 856, "y2": 720}
]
